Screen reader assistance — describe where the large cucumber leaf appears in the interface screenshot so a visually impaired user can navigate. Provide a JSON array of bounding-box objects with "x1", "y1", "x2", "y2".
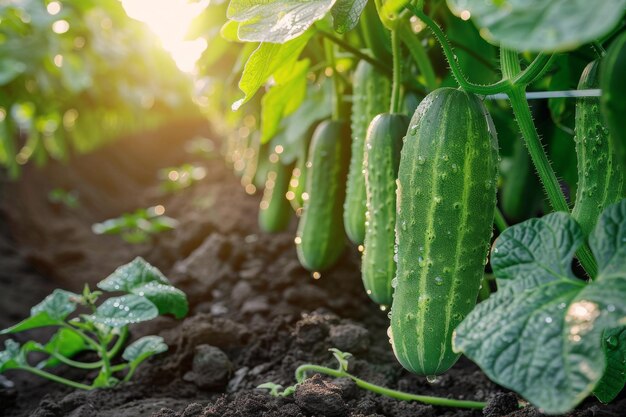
[
  {"x1": 454, "y1": 199, "x2": 626, "y2": 414},
  {"x1": 447, "y1": 0, "x2": 626, "y2": 52},
  {"x1": 227, "y1": 0, "x2": 336, "y2": 43}
]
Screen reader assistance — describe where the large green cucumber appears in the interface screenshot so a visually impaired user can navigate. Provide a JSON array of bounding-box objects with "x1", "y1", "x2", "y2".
[
  {"x1": 390, "y1": 88, "x2": 499, "y2": 376},
  {"x1": 296, "y1": 120, "x2": 351, "y2": 271},
  {"x1": 600, "y1": 32, "x2": 626, "y2": 174},
  {"x1": 258, "y1": 157, "x2": 295, "y2": 233},
  {"x1": 344, "y1": 61, "x2": 391, "y2": 245},
  {"x1": 572, "y1": 60, "x2": 624, "y2": 237},
  {"x1": 362, "y1": 113, "x2": 409, "y2": 306}
]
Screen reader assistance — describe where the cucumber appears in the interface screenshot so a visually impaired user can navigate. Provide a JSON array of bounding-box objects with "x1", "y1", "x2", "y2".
[
  {"x1": 362, "y1": 113, "x2": 409, "y2": 306},
  {"x1": 600, "y1": 33, "x2": 626, "y2": 188},
  {"x1": 258, "y1": 157, "x2": 295, "y2": 233},
  {"x1": 296, "y1": 120, "x2": 351, "y2": 271},
  {"x1": 500, "y1": 136, "x2": 541, "y2": 222},
  {"x1": 344, "y1": 61, "x2": 391, "y2": 245},
  {"x1": 390, "y1": 88, "x2": 499, "y2": 376},
  {"x1": 572, "y1": 60, "x2": 624, "y2": 237}
]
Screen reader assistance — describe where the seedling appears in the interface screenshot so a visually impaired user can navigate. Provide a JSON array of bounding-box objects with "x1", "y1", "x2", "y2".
[
  {"x1": 0, "y1": 257, "x2": 188, "y2": 390},
  {"x1": 258, "y1": 348, "x2": 487, "y2": 409},
  {"x1": 48, "y1": 188, "x2": 80, "y2": 209},
  {"x1": 184, "y1": 136, "x2": 216, "y2": 159},
  {"x1": 92, "y1": 206, "x2": 178, "y2": 244}
]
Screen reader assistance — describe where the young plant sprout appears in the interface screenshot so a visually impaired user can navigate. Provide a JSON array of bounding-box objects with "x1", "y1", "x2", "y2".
[
  {"x1": 0, "y1": 258, "x2": 188, "y2": 390},
  {"x1": 48, "y1": 188, "x2": 80, "y2": 209},
  {"x1": 92, "y1": 206, "x2": 178, "y2": 244}
]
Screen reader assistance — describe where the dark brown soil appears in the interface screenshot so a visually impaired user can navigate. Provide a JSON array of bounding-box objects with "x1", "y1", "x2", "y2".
[{"x1": 0, "y1": 119, "x2": 624, "y2": 417}]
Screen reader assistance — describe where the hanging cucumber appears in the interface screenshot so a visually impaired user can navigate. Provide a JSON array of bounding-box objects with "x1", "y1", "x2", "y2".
[
  {"x1": 288, "y1": 153, "x2": 308, "y2": 213},
  {"x1": 572, "y1": 60, "x2": 624, "y2": 237},
  {"x1": 296, "y1": 120, "x2": 351, "y2": 271},
  {"x1": 390, "y1": 88, "x2": 499, "y2": 376},
  {"x1": 600, "y1": 33, "x2": 626, "y2": 185},
  {"x1": 500, "y1": 136, "x2": 541, "y2": 222},
  {"x1": 344, "y1": 61, "x2": 391, "y2": 245},
  {"x1": 258, "y1": 156, "x2": 295, "y2": 233},
  {"x1": 362, "y1": 113, "x2": 409, "y2": 306}
]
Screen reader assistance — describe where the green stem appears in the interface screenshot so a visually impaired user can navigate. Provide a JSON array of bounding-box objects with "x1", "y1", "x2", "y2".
[
  {"x1": 108, "y1": 327, "x2": 128, "y2": 358},
  {"x1": 390, "y1": 28, "x2": 402, "y2": 113},
  {"x1": 17, "y1": 366, "x2": 93, "y2": 390},
  {"x1": 494, "y1": 207, "x2": 509, "y2": 233},
  {"x1": 40, "y1": 350, "x2": 102, "y2": 370},
  {"x1": 295, "y1": 365, "x2": 486, "y2": 409},
  {"x1": 324, "y1": 39, "x2": 342, "y2": 120},
  {"x1": 318, "y1": 30, "x2": 391, "y2": 74},
  {"x1": 500, "y1": 48, "x2": 598, "y2": 277},
  {"x1": 61, "y1": 323, "x2": 100, "y2": 351},
  {"x1": 398, "y1": 21, "x2": 437, "y2": 91}
]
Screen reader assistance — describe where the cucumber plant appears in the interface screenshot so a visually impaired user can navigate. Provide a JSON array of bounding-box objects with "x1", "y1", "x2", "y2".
[
  {"x1": 0, "y1": 258, "x2": 188, "y2": 390},
  {"x1": 185, "y1": 0, "x2": 626, "y2": 413},
  {"x1": 92, "y1": 206, "x2": 178, "y2": 244}
]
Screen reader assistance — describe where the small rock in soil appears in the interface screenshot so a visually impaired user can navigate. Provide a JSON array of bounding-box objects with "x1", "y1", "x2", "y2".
[
  {"x1": 180, "y1": 402, "x2": 204, "y2": 417},
  {"x1": 183, "y1": 345, "x2": 232, "y2": 389},
  {"x1": 329, "y1": 323, "x2": 370, "y2": 353},
  {"x1": 483, "y1": 392, "x2": 520, "y2": 417},
  {"x1": 294, "y1": 374, "x2": 347, "y2": 417},
  {"x1": 333, "y1": 377, "x2": 358, "y2": 400},
  {"x1": 241, "y1": 295, "x2": 270, "y2": 315},
  {"x1": 226, "y1": 367, "x2": 249, "y2": 393},
  {"x1": 294, "y1": 313, "x2": 331, "y2": 347}
]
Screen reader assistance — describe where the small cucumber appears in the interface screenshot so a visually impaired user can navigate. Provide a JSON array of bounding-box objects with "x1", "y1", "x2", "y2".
[
  {"x1": 258, "y1": 157, "x2": 295, "y2": 233},
  {"x1": 500, "y1": 137, "x2": 541, "y2": 222},
  {"x1": 572, "y1": 60, "x2": 624, "y2": 237},
  {"x1": 288, "y1": 154, "x2": 308, "y2": 213},
  {"x1": 600, "y1": 32, "x2": 626, "y2": 174},
  {"x1": 296, "y1": 120, "x2": 351, "y2": 271},
  {"x1": 390, "y1": 88, "x2": 499, "y2": 376},
  {"x1": 362, "y1": 113, "x2": 409, "y2": 306},
  {"x1": 344, "y1": 61, "x2": 391, "y2": 245}
]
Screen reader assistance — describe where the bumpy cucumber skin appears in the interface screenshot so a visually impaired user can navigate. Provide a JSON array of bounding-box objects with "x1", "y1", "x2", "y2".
[
  {"x1": 600, "y1": 32, "x2": 626, "y2": 174},
  {"x1": 390, "y1": 88, "x2": 499, "y2": 376},
  {"x1": 258, "y1": 159, "x2": 294, "y2": 233},
  {"x1": 572, "y1": 60, "x2": 624, "y2": 237},
  {"x1": 296, "y1": 120, "x2": 351, "y2": 271},
  {"x1": 344, "y1": 61, "x2": 391, "y2": 245},
  {"x1": 362, "y1": 113, "x2": 409, "y2": 306}
]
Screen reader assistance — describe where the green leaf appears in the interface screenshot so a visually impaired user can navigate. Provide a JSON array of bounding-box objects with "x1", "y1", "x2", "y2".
[
  {"x1": 454, "y1": 280, "x2": 586, "y2": 414},
  {"x1": 38, "y1": 328, "x2": 88, "y2": 368},
  {"x1": 227, "y1": 0, "x2": 335, "y2": 43},
  {"x1": 1, "y1": 289, "x2": 79, "y2": 334},
  {"x1": 589, "y1": 199, "x2": 626, "y2": 278},
  {"x1": 122, "y1": 335, "x2": 167, "y2": 363},
  {"x1": 233, "y1": 30, "x2": 313, "y2": 109},
  {"x1": 0, "y1": 59, "x2": 26, "y2": 86},
  {"x1": 593, "y1": 328, "x2": 626, "y2": 403},
  {"x1": 260, "y1": 60, "x2": 309, "y2": 144},
  {"x1": 98, "y1": 257, "x2": 188, "y2": 318},
  {"x1": 0, "y1": 340, "x2": 22, "y2": 372},
  {"x1": 447, "y1": 0, "x2": 626, "y2": 52},
  {"x1": 329, "y1": 348, "x2": 352, "y2": 372},
  {"x1": 269, "y1": 81, "x2": 332, "y2": 164},
  {"x1": 455, "y1": 199, "x2": 626, "y2": 414},
  {"x1": 491, "y1": 212, "x2": 583, "y2": 291},
  {"x1": 331, "y1": 0, "x2": 367, "y2": 34},
  {"x1": 90, "y1": 294, "x2": 158, "y2": 327}
]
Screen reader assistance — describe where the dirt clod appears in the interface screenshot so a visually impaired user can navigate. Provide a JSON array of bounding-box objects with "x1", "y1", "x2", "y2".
[
  {"x1": 183, "y1": 345, "x2": 232, "y2": 389},
  {"x1": 294, "y1": 375, "x2": 347, "y2": 417}
]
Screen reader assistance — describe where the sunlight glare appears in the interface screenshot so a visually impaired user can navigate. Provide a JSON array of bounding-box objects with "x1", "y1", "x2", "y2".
[{"x1": 121, "y1": 0, "x2": 207, "y2": 73}]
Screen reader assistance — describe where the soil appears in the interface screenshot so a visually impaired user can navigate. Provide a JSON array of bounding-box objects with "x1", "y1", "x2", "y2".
[{"x1": 0, "y1": 119, "x2": 624, "y2": 417}]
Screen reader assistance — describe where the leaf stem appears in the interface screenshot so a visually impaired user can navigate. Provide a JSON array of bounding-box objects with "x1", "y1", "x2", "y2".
[
  {"x1": 398, "y1": 21, "x2": 437, "y2": 91},
  {"x1": 16, "y1": 366, "x2": 93, "y2": 390},
  {"x1": 390, "y1": 28, "x2": 402, "y2": 114},
  {"x1": 295, "y1": 364, "x2": 486, "y2": 409},
  {"x1": 500, "y1": 48, "x2": 598, "y2": 277},
  {"x1": 494, "y1": 207, "x2": 509, "y2": 233},
  {"x1": 318, "y1": 30, "x2": 391, "y2": 74},
  {"x1": 324, "y1": 39, "x2": 342, "y2": 120}
]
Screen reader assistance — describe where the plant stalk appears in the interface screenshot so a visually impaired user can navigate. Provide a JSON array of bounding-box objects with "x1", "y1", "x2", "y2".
[
  {"x1": 390, "y1": 28, "x2": 402, "y2": 113},
  {"x1": 17, "y1": 366, "x2": 93, "y2": 390},
  {"x1": 295, "y1": 364, "x2": 486, "y2": 409}
]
